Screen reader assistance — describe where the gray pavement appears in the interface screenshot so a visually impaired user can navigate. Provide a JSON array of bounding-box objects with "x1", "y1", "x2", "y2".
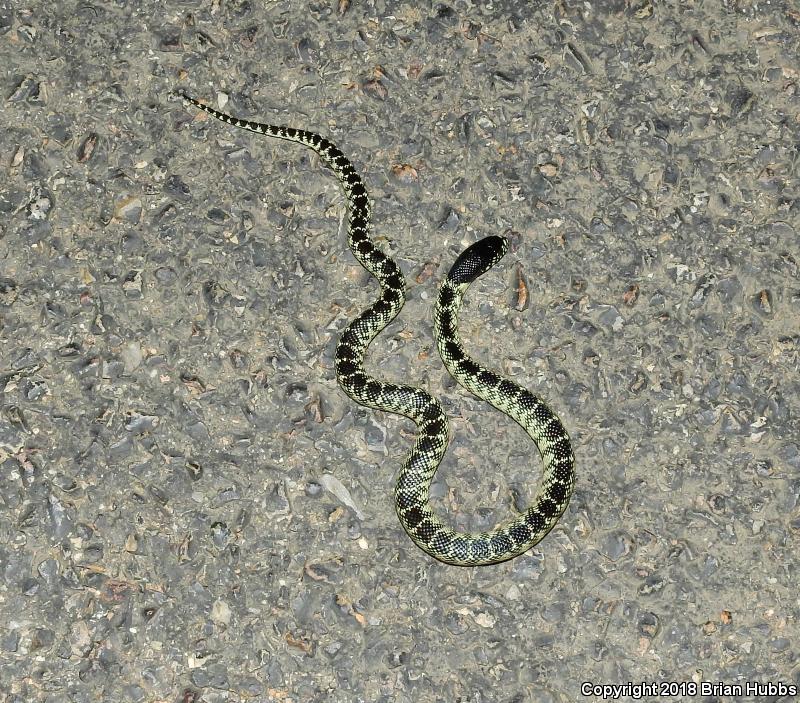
[{"x1": 0, "y1": 2, "x2": 798, "y2": 701}]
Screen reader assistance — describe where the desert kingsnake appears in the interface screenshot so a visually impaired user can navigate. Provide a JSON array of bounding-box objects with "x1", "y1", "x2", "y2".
[{"x1": 176, "y1": 91, "x2": 575, "y2": 565}]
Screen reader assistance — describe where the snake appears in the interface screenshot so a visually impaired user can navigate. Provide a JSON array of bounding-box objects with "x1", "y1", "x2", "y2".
[{"x1": 175, "y1": 91, "x2": 575, "y2": 565}]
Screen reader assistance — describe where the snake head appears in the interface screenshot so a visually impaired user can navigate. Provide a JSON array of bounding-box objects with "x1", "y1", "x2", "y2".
[{"x1": 446, "y1": 235, "x2": 509, "y2": 284}]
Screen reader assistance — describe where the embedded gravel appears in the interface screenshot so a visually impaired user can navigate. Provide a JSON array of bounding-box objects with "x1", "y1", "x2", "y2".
[{"x1": 1, "y1": 2, "x2": 798, "y2": 702}]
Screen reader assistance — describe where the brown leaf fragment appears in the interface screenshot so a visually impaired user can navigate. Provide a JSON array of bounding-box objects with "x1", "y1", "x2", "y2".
[
  {"x1": 391, "y1": 163, "x2": 418, "y2": 183},
  {"x1": 101, "y1": 579, "x2": 133, "y2": 603},
  {"x1": 514, "y1": 265, "x2": 528, "y2": 311},
  {"x1": 335, "y1": 594, "x2": 367, "y2": 626},
  {"x1": 702, "y1": 620, "x2": 716, "y2": 635},
  {"x1": 415, "y1": 261, "x2": 437, "y2": 284},
  {"x1": 285, "y1": 631, "x2": 314, "y2": 655},
  {"x1": 755, "y1": 289, "x2": 773, "y2": 315},
  {"x1": 328, "y1": 506, "x2": 345, "y2": 523},
  {"x1": 623, "y1": 284, "x2": 640, "y2": 306},
  {"x1": 537, "y1": 162, "x2": 559, "y2": 177},
  {"x1": 304, "y1": 562, "x2": 334, "y2": 583},
  {"x1": 305, "y1": 394, "x2": 324, "y2": 423},
  {"x1": 363, "y1": 78, "x2": 387, "y2": 100},
  {"x1": 408, "y1": 61, "x2": 423, "y2": 79},
  {"x1": 177, "y1": 533, "x2": 194, "y2": 562},
  {"x1": 78, "y1": 133, "x2": 98, "y2": 162},
  {"x1": 180, "y1": 373, "x2": 207, "y2": 396},
  {"x1": 632, "y1": 0, "x2": 654, "y2": 19},
  {"x1": 181, "y1": 689, "x2": 201, "y2": 703},
  {"x1": 338, "y1": 0, "x2": 350, "y2": 14}
]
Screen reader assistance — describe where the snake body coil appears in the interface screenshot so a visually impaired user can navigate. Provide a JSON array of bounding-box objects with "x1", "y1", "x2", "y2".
[{"x1": 177, "y1": 92, "x2": 575, "y2": 565}]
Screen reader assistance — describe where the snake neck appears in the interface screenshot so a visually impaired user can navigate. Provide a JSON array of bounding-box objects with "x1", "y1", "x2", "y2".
[{"x1": 433, "y1": 280, "x2": 468, "y2": 375}]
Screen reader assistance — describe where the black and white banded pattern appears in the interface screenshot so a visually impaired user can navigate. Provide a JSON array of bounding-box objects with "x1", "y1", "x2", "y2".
[
  {"x1": 424, "y1": 236, "x2": 575, "y2": 563},
  {"x1": 175, "y1": 92, "x2": 575, "y2": 565}
]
